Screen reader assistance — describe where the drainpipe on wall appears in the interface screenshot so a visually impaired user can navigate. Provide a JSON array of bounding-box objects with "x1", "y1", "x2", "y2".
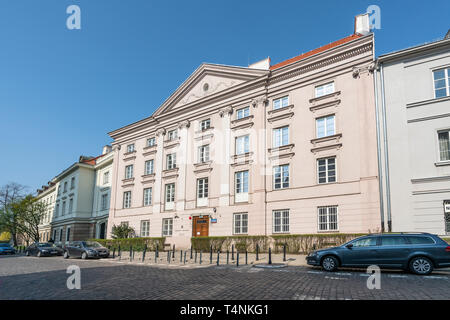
[{"x1": 379, "y1": 63, "x2": 392, "y2": 232}]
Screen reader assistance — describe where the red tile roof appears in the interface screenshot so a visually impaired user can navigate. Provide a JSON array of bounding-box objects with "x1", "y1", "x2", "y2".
[{"x1": 270, "y1": 34, "x2": 362, "y2": 70}]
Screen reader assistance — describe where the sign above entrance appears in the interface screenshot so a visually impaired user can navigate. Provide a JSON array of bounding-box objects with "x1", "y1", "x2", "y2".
[{"x1": 211, "y1": 219, "x2": 217, "y2": 223}]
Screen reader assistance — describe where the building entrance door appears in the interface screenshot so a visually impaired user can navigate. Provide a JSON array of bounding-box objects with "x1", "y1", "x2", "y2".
[{"x1": 192, "y1": 216, "x2": 209, "y2": 237}]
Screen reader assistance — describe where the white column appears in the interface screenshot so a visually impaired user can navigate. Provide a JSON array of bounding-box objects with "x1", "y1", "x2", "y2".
[
  {"x1": 176, "y1": 120, "x2": 190, "y2": 211},
  {"x1": 218, "y1": 107, "x2": 233, "y2": 206},
  {"x1": 153, "y1": 128, "x2": 166, "y2": 214}
]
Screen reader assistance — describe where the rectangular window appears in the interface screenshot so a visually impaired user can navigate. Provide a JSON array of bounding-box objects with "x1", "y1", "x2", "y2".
[
  {"x1": 233, "y1": 213, "x2": 248, "y2": 234},
  {"x1": 235, "y1": 171, "x2": 249, "y2": 194},
  {"x1": 273, "y1": 96, "x2": 289, "y2": 110},
  {"x1": 433, "y1": 68, "x2": 450, "y2": 98},
  {"x1": 123, "y1": 191, "x2": 131, "y2": 209},
  {"x1": 273, "y1": 126, "x2": 289, "y2": 148},
  {"x1": 103, "y1": 171, "x2": 109, "y2": 185},
  {"x1": 162, "y1": 218, "x2": 173, "y2": 236},
  {"x1": 62, "y1": 201, "x2": 66, "y2": 215},
  {"x1": 69, "y1": 198, "x2": 73, "y2": 213},
  {"x1": 317, "y1": 157, "x2": 336, "y2": 184},
  {"x1": 167, "y1": 129, "x2": 178, "y2": 141},
  {"x1": 273, "y1": 210, "x2": 289, "y2": 233},
  {"x1": 127, "y1": 144, "x2": 135, "y2": 153},
  {"x1": 140, "y1": 220, "x2": 150, "y2": 237},
  {"x1": 147, "y1": 137, "x2": 156, "y2": 147},
  {"x1": 318, "y1": 206, "x2": 338, "y2": 231},
  {"x1": 145, "y1": 160, "x2": 154, "y2": 175},
  {"x1": 438, "y1": 130, "x2": 450, "y2": 161},
  {"x1": 235, "y1": 135, "x2": 250, "y2": 155},
  {"x1": 165, "y1": 183, "x2": 175, "y2": 203},
  {"x1": 273, "y1": 165, "x2": 289, "y2": 189},
  {"x1": 198, "y1": 145, "x2": 210, "y2": 163},
  {"x1": 143, "y1": 188, "x2": 152, "y2": 206},
  {"x1": 66, "y1": 227, "x2": 71, "y2": 242},
  {"x1": 125, "y1": 165, "x2": 134, "y2": 179},
  {"x1": 56, "y1": 203, "x2": 59, "y2": 217},
  {"x1": 70, "y1": 177, "x2": 75, "y2": 189},
  {"x1": 200, "y1": 119, "x2": 211, "y2": 131},
  {"x1": 197, "y1": 178, "x2": 209, "y2": 199},
  {"x1": 101, "y1": 194, "x2": 108, "y2": 210},
  {"x1": 63, "y1": 181, "x2": 68, "y2": 193},
  {"x1": 316, "y1": 115, "x2": 335, "y2": 138},
  {"x1": 236, "y1": 106, "x2": 250, "y2": 120},
  {"x1": 315, "y1": 82, "x2": 335, "y2": 98},
  {"x1": 166, "y1": 153, "x2": 177, "y2": 170}
]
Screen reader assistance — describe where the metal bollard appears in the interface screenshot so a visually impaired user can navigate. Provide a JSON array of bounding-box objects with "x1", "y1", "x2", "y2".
[
  {"x1": 156, "y1": 244, "x2": 159, "y2": 258},
  {"x1": 245, "y1": 250, "x2": 248, "y2": 265},
  {"x1": 118, "y1": 245, "x2": 121, "y2": 260},
  {"x1": 226, "y1": 250, "x2": 229, "y2": 265},
  {"x1": 180, "y1": 250, "x2": 183, "y2": 263},
  {"x1": 216, "y1": 250, "x2": 220, "y2": 266},
  {"x1": 199, "y1": 251, "x2": 202, "y2": 264},
  {"x1": 172, "y1": 245, "x2": 175, "y2": 258},
  {"x1": 236, "y1": 251, "x2": 239, "y2": 267},
  {"x1": 167, "y1": 250, "x2": 170, "y2": 263},
  {"x1": 232, "y1": 245, "x2": 234, "y2": 260},
  {"x1": 190, "y1": 247, "x2": 193, "y2": 260},
  {"x1": 142, "y1": 244, "x2": 147, "y2": 262},
  {"x1": 283, "y1": 244, "x2": 286, "y2": 262},
  {"x1": 195, "y1": 250, "x2": 198, "y2": 263},
  {"x1": 184, "y1": 251, "x2": 186, "y2": 264},
  {"x1": 130, "y1": 246, "x2": 133, "y2": 261},
  {"x1": 256, "y1": 244, "x2": 259, "y2": 261},
  {"x1": 210, "y1": 246, "x2": 213, "y2": 264},
  {"x1": 268, "y1": 248, "x2": 272, "y2": 265},
  {"x1": 112, "y1": 248, "x2": 116, "y2": 259}
]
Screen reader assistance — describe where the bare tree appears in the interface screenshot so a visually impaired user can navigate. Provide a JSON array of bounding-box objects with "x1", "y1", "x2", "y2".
[{"x1": 0, "y1": 183, "x2": 27, "y2": 246}]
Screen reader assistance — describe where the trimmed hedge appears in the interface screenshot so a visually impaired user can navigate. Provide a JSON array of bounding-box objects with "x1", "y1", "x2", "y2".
[
  {"x1": 89, "y1": 237, "x2": 165, "y2": 251},
  {"x1": 191, "y1": 234, "x2": 366, "y2": 254}
]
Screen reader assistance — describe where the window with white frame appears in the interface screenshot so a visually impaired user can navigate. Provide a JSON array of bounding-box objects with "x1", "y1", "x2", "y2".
[
  {"x1": 69, "y1": 198, "x2": 73, "y2": 213},
  {"x1": 273, "y1": 126, "x2": 289, "y2": 148},
  {"x1": 235, "y1": 135, "x2": 249, "y2": 155},
  {"x1": 273, "y1": 210, "x2": 289, "y2": 233},
  {"x1": 103, "y1": 171, "x2": 109, "y2": 185},
  {"x1": 233, "y1": 213, "x2": 248, "y2": 234},
  {"x1": 318, "y1": 206, "x2": 338, "y2": 231},
  {"x1": 145, "y1": 159, "x2": 154, "y2": 175},
  {"x1": 236, "y1": 106, "x2": 250, "y2": 120},
  {"x1": 123, "y1": 191, "x2": 131, "y2": 208},
  {"x1": 140, "y1": 220, "x2": 150, "y2": 237},
  {"x1": 101, "y1": 194, "x2": 108, "y2": 210},
  {"x1": 165, "y1": 183, "x2": 175, "y2": 204},
  {"x1": 198, "y1": 145, "x2": 210, "y2": 163},
  {"x1": 316, "y1": 115, "x2": 335, "y2": 138},
  {"x1": 162, "y1": 218, "x2": 173, "y2": 236},
  {"x1": 273, "y1": 96, "x2": 289, "y2": 110},
  {"x1": 235, "y1": 170, "x2": 249, "y2": 194},
  {"x1": 167, "y1": 129, "x2": 178, "y2": 141},
  {"x1": 127, "y1": 144, "x2": 135, "y2": 153},
  {"x1": 200, "y1": 119, "x2": 211, "y2": 131},
  {"x1": 315, "y1": 82, "x2": 335, "y2": 98},
  {"x1": 147, "y1": 137, "x2": 156, "y2": 147},
  {"x1": 273, "y1": 165, "x2": 289, "y2": 189},
  {"x1": 433, "y1": 68, "x2": 450, "y2": 98},
  {"x1": 197, "y1": 178, "x2": 208, "y2": 199},
  {"x1": 438, "y1": 130, "x2": 450, "y2": 161},
  {"x1": 125, "y1": 165, "x2": 134, "y2": 179},
  {"x1": 166, "y1": 153, "x2": 176, "y2": 169},
  {"x1": 143, "y1": 188, "x2": 152, "y2": 206},
  {"x1": 120, "y1": 221, "x2": 129, "y2": 227},
  {"x1": 317, "y1": 157, "x2": 336, "y2": 184}
]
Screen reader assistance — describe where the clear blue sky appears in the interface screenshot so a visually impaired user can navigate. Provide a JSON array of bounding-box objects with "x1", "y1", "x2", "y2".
[{"x1": 1, "y1": 0, "x2": 449, "y2": 193}]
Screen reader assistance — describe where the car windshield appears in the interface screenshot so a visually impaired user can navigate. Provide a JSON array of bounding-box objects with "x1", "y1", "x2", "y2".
[
  {"x1": 83, "y1": 241, "x2": 102, "y2": 248},
  {"x1": 37, "y1": 243, "x2": 54, "y2": 247},
  {"x1": 0, "y1": 243, "x2": 10, "y2": 247}
]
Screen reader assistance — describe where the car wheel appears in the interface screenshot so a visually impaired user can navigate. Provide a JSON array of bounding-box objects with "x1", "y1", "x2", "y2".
[
  {"x1": 63, "y1": 251, "x2": 69, "y2": 259},
  {"x1": 409, "y1": 257, "x2": 433, "y2": 275},
  {"x1": 81, "y1": 252, "x2": 88, "y2": 260},
  {"x1": 37, "y1": 251, "x2": 41, "y2": 257},
  {"x1": 321, "y1": 256, "x2": 339, "y2": 272}
]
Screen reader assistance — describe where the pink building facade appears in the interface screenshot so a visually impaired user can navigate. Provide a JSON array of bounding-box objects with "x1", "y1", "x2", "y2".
[{"x1": 107, "y1": 30, "x2": 381, "y2": 248}]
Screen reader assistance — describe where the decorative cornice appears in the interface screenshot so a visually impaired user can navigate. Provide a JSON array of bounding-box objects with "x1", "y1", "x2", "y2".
[
  {"x1": 251, "y1": 95, "x2": 268, "y2": 108},
  {"x1": 156, "y1": 128, "x2": 166, "y2": 136},
  {"x1": 219, "y1": 106, "x2": 233, "y2": 117},
  {"x1": 177, "y1": 120, "x2": 190, "y2": 129}
]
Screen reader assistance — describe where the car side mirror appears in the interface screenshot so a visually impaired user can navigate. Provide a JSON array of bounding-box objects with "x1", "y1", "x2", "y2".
[{"x1": 346, "y1": 244, "x2": 353, "y2": 249}]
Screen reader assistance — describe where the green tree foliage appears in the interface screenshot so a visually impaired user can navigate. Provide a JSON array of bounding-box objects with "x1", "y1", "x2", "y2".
[{"x1": 111, "y1": 224, "x2": 136, "y2": 239}]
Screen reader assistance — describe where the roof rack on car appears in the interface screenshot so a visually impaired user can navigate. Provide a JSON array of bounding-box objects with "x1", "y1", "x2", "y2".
[{"x1": 369, "y1": 232, "x2": 432, "y2": 235}]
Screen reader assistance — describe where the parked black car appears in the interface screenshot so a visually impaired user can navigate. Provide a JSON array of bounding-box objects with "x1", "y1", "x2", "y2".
[
  {"x1": 25, "y1": 242, "x2": 64, "y2": 257},
  {"x1": 63, "y1": 241, "x2": 109, "y2": 259},
  {"x1": 306, "y1": 233, "x2": 450, "y2": 275},
  {"x1": 0, "y1": 243, "x2": 16, "y2": 255}
]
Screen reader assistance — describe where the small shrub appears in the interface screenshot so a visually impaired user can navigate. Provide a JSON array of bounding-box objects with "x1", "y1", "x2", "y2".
[{"x1": 89, "y1": 237, "x2": 165, "y2": 252}]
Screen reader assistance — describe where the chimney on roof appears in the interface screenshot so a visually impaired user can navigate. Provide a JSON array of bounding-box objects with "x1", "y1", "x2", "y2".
[
  {"x1": 354, "y1": 13, "x2": 370, "y2": 36},
  {"x1": 102, "y1": 145, "x2": 112, "y2": 155},
  {"x1": 445, "y1": 29, "x2": 450, "y2": 40}
]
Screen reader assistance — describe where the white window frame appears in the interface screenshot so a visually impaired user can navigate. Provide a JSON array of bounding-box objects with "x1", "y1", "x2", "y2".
[
  {"x1": 140, "y1": 220, "x2": 150, "y2": 237},
  {"x1": 273, "y1": 164, "x2": 290, "y2": 190},
  {"x1": 125, "y1": 165, "x2": 134, "y2": 179},
  {"x1": 438, "y1": 129, "x2": 450, "y2": 162},
  {"x1": 62, "y1": 201, "x2": 66, "y2": 216},
  {"x1": 103, "y1": 171, "x2": 109, "y2": 185},
  {"x1": 198, "y1": 145, "x2": 210, "y2": 163},
  {"x1": 143, "y1": 187, "x2": 152, "y2": 206},
  {"x1": 123, "y1": 191, "x2": 132, "y2": 209},
  {"x1": 433, "y1": 67, "x2": 450, "y2": 98},
  {"x1": 316, "y1": 115, "x2": 336, "y2": 138},
  {"x1": 317, "y1": 157, "x2": 337, "y2": 184},
  {"x1": 147, "y1": 137, "x2": 156, "y2": 147},
  {"x1": 101, "y1": 193, "x2": 108, "y2": 210},
  {"x1": 318, "y1": 206, "x2": 339, "y2": 231},
  {"x1": 166, "y1": 153, "x2": 176, "y2": 170},
  {"x1": 167, "y1": 129, "x2": 178, "y2": 141},
  {"x1": 273, "y1": 126, "x2": 289, "y2": 148},
  {"x1": 165, "y1": 183, "x2": 175, "y2": 210},
  {"x1": 70, "y1": 177, "x2": 75, "y2": 189},
  {"x1": 273, "y1": 210, "x2": 290, "y2": 233},
  {"x1": 66, "y1": 227, "x2": 71, "y2": 242},
  {"x1": 236, "y1": 106, "x2": 250, "y2": 120},
  {"x1": 235, "y1": 170, "x2": 249, "y2": 202},
  {"x1": 127, "y1": 144, "x2": 135, "y2": 153},
  {"x1": 197, "y1": 178, "x2": 209, "y2": 207},
  {"x1": 315, "y1": 82, "x2": 335, "y2": 98},
  {"x1": 200, "y1": 119, "x2": 211, "y2": 131},
  {"x1": 162, "y1": 218, "x2": 173, "y2": 236},
  {"x1": 69, "y1": 198, "x2": 73, "y2": 213},
  {"x1": 145, "y1": 159, "x2": 154, "y2": 175},
  {"x1": 235, "y1": 135, "x2": 249, "y2": 155},
  {"x1": 233, "y1": 213, "x2": 248, "y2": 235},
  {"x1": 273, "y1": 96, "x2": 289, "y2": 110}
]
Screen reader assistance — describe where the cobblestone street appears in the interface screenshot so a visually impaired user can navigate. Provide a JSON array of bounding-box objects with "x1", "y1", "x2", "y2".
[{"x1": 1, "y1": 255, "x2": 450, "y2": 300}]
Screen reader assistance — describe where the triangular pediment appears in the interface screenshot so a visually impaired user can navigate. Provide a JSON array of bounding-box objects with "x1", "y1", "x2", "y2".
[{"x1": 153, "y1": 63, "x2": 268, "y2": 116}]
